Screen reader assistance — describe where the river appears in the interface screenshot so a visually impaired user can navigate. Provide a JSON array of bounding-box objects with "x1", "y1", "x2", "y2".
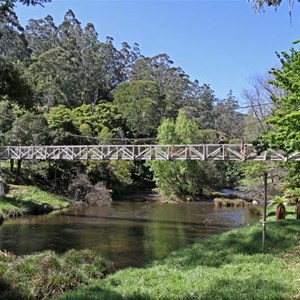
[{"x1": 0, "y1": 199, "x2": 259, "y2": 269}]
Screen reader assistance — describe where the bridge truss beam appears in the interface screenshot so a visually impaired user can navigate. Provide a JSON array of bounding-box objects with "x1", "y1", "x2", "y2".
[{"x1": 0, "y1": 144, "x2": 299, "y2": 161}]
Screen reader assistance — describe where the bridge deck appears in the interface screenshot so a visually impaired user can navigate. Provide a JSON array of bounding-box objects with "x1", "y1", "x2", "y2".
[{"x1": 0, "y1": 144, "x2": 299, "y2": 161}]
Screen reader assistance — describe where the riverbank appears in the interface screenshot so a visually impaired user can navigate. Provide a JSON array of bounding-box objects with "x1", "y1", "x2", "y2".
[
  {"x1": 0, "y1": 190, "x2": 298, "y2": 300},
  {"x1": 0, "y1": 184, "x2": 70, "y2": 223},
  {"x1": 0, "y1": 249, "x2": 114, "y2": 299},
  {"x1": 53, "y1": 206, "x2": 299, "y2": 300}
]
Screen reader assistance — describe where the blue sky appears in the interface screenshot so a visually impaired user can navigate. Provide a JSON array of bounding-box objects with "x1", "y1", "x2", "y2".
[{"x1": 15, "y1": 0, "x2": 300, "y2": 105}]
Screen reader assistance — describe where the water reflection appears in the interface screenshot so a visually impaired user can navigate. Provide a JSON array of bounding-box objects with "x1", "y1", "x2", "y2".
[{"x1": 0, "y1": 201, "x2": 259, "y2": 269}]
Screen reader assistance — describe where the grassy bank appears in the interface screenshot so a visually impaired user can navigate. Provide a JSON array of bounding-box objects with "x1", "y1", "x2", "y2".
[
  {"x1": 0, "y1": 249, "x2": 114, "y2": 300},
  {"x1": 0, "y1": 185, "x2": 70, "y2": 222},
  {"x1": 55, "y1": 210, "x2": 300, "y2": 300}
]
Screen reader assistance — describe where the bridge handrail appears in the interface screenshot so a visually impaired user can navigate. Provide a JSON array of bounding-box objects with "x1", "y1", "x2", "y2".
[{"x1": 0, "y1": 144, "x2": 297, "y2": 161}]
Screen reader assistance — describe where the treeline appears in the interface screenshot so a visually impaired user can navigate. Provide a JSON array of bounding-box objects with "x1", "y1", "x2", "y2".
[
  {"x1": 4, "y1": 8, "x2": 297, "y2": 202},
  {"x1": 0, "y1": 9, "x2": 247, "y2": 201}
]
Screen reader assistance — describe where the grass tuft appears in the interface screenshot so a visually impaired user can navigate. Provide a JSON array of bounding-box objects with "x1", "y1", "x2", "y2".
[
  {"x1": 0, "y1": 249, "x2": 114, "y2": 300},
  {"x1": 214, "y1": 198, "x2": 248, "y2": 207}
]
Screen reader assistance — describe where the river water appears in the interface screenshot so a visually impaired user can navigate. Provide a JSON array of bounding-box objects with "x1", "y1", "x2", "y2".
[{"x1": 0, "y1": 200, "x2": 259, "y2": 269}]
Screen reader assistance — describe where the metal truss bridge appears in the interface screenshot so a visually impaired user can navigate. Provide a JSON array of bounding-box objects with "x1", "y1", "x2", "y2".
[{"x1": 0, "y1": 144, "x2": 299, "y2": 161}]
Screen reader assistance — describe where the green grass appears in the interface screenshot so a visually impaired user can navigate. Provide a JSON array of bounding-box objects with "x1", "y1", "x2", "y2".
[
  {"x1": 54, "y1": 212, "x2": 300, "y2": 300},
  {"x1": 0, "y1": 185, "x2": 70, "y2": 220},
  {"x1": 0, "y1": 249, "x2": 114, "y2": 300}
]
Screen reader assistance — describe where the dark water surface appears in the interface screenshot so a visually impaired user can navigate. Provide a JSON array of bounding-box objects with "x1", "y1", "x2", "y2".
[{"x1": 0, "y1": 200, "x2": 259, "y2": 269}]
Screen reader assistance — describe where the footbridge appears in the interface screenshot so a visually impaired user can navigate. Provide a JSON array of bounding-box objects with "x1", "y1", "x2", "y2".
[{"x1": 0, "y1": 144, "x2": 299, "y2": 161}]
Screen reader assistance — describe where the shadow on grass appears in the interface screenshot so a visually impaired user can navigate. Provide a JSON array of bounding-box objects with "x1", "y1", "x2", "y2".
[
  {"x1": 193, "y1": 277, "x2": 291, "y2": 300},
  {"x1": 0, "y1": 277, "x2": 30, "y2": 300},
  {"x1": 0, "y1": 195, "x2": 54, "y2": 215},
  {"x1": 164, "y1": 220, "x2": 300, "y2": 268},
  {"x1": 54, "y1": 270, "x2": 293, "y2": 300},
  {"x1": 55, "y1": 285, "x2": 151, "y2": 300},
  {"x1": 268, "y1": 210, "x2": 296, "y2": 217}
]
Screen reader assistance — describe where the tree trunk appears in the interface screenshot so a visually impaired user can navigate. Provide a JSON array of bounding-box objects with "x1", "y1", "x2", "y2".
[
  {"x1": 296, "y1": 201, "x2": 300, "y2": 220},
  {"x1": 276, "y1": 203, "x2": 286, "y2": 221}
]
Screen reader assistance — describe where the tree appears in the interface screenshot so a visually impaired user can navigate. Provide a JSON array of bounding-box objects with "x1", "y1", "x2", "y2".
[
  {"x1": 44, "y1": 105, "x2": 78, "y2": 144},
  {"x1": 119, "y1": 41, "x2": 141, "y2": 81},
  {"x1": 0, "y1": 20, "x2": 30, "y2": 61},
  {"x1": 25, "y1": 10, "x2": 122, "y2": 108},
  {"x1": 258, "y1": 42, "x2": 300, "y2": 189},
  {"x1": 0, "y1": 0, "x2": 51, "y2": 60},
  {"x1": 45, "y1": 102, "x2": 128, "y2": 144},
  {"x1": 131, "y1": 54, "x2": 191, "y2": 119},
  {"x1": 24, "y1": 47, "x2": 71, "y2": 107},
  {"x1": 147, "y1": 112, "x2": 200, "y2": 200},
  {"x1": 0, "y1": 0, "x2": 51, "y2": 22},
  {"x1": 181, "y1": 83, "x2": 217, "y2": 130},
  {"x1": 6, "y1": 111, "x2": 49, "y2": 180},
  {"x1": 242, "y1": 74, "x2": 283, "y2": 137},
  {"x1": 148, "y1": 111, "x2": 224, "y2": 200},
  {"x1": 6, "y1": 111, "x2": 49, "y2": 146},
  {"x1": 248, "y1": 0, "x2": 298, "y2": 12},
  {"x1": 113, "y1": 80, "x2": 163, "y2": 137},
  {"x1": 213, "y1": 90, "x2": 243, "y2": 139},
  {"x1": 24, "y1": 15, "x2": 57, "y2": 57},
  {"x1": 0, "y1": 57, "x2": 33, "y2": 108},
  {"x1": 0, "y1": 99, "x2": 26, "y2": 145},
  {"x1": 263, "y1": 43, "x2": 300, "y2": 153}
]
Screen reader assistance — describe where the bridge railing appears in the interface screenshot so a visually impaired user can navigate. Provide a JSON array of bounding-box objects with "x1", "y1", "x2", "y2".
[{"x1": 0, "y1": 144, "x2": 298, "y2": 161}]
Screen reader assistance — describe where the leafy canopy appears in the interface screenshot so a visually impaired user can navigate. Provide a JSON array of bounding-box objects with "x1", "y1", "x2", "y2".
[{"x1": 263, "y1": 42, "x2": 300, "y2": 153}]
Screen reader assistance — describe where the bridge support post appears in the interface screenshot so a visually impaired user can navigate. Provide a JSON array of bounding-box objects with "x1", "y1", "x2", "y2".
[
  {"x1": 262, "y1": 172, "x2": 268, "y2": 253},
  {"x1": 0, "y1": 162, "x2": 4, "y2": 196}
]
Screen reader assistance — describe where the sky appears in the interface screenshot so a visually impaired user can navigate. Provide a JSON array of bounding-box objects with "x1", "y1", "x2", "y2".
[{"x1": 15, "y1": 0, "x2": 300, "y2": 106}]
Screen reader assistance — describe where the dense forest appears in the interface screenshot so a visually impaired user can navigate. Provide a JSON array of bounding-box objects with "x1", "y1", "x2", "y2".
[{"x1": 1, "y1": 2, "x2": 300, "y2": 203}]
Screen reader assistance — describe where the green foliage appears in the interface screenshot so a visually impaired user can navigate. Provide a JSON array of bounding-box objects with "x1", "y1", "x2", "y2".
[
  {"x1": 84, "y1": 160, "x2": 133, "y2": 195},
  {"x1": 0, "y1": 58, "x2": 33, "y2": 108},
  {"x1": 130, "y1": 54, "x2": 191, "y2": 119},
  {"x1": 113, "y1": 80, "x2": 163, "y2": 137},
  {"x1": 284, "y1": 187, "x2": 300, "y2": 202},
  {"x1": 198, "y1": 129, "x2": 219, "y2": 143},
  {"x1": 24, "y1": 15, "x2": 57, "y2": 57},
  {"x1": 269, "y1": 195, "x2": 285, "y2": 207},
  {"x1": 71, "y1": 102, "x2": 127, "y2": 138},
  {"x1": 239, "y1": 161, "x2": 270, "y2": 193},
  {"x1": 213, "y1": 91, "x2": 243, "y2": 139},
  {"x1": 263, "y1": 43, "x2": 300, "y2": 153},
  {"x1": 148, "y1": 112, "x2": 224, "y2": 200},
  {"x1": 148, "y1": 113, "x2": 199, "y2": 199},
  {"x1": 6, "y1": 111, "x2": 49, "y2": 145},
  {"x1": 45, "y1": 105, "x2": 74, "y2": 131},
  {"x1": 110, "y1": 161, "x2": 133, "y2": 186},
  {"x1": 44, "y1": 103, "x2": 127, "y2": 144}
]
